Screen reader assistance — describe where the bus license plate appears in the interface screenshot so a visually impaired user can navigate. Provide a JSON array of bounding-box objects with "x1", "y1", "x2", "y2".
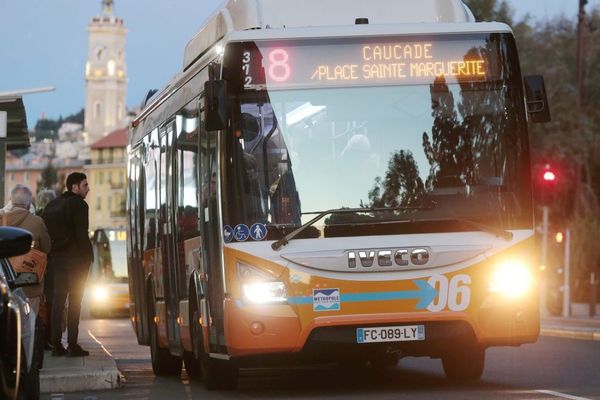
[{"x1": 357, "y1": 325, "x2": 425, "y2": 343}]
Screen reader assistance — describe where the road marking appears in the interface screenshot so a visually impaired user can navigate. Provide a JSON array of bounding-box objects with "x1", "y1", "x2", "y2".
[
  {"x1": 88, "y1": 329, "x2": 114, "y2": 357},
  {"x1": 541, "y1": 328, "x2": 600, "y2": 341},
  {"x1": 536, "y1": 390, "x2": 592, "y2": 400}
]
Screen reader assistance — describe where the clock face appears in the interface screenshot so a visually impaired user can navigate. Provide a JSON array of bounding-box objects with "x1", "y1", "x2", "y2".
[{"x1": 95, "y1": 45, "x2": 106, "y2": 61}]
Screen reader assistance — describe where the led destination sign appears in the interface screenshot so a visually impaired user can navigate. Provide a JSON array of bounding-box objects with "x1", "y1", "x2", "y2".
[
  {"x1": 311, "y1": 44, "x2": 485, "y2": 82},
  {"x1": 238, "y1": 36, "x2": 498, "y2": 90}
]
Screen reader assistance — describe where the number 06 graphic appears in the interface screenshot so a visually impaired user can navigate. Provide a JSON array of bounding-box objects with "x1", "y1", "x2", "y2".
[{"x1": 426, "y1": 274, "x2": 471, "y2": 312}]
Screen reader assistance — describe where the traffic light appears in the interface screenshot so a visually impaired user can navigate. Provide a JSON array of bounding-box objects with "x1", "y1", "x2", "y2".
[
  {"x1": 538, "y1": 163, "x2": 559, "y2": 204},
  {"x1": 543, "y1": 169, "x2": 556, "y2": 183},
  {"x1": 541, "y1": 164, "x2": 558, "y2": 184},
  {"x1": 532, "y1": 158, "x2": 576, "y2": 215}
]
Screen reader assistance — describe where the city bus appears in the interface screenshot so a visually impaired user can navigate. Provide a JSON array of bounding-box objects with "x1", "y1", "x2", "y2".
[{"x1": 126, "y1": 0, "x2": 550, "y2": 390}]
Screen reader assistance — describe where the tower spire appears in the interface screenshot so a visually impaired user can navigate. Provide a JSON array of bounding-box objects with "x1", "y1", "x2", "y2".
[{"x1": 102, "y1": 0, "x2": 114, "y2": 15}]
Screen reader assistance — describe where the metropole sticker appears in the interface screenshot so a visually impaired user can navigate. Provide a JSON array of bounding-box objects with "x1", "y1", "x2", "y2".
[
  {"x1": 233, "y1": 224, "x2": 250, "y2": 241},
  {"x1": 250, "y1": 223, "x2": 267, "y2": 241},
  {"x1": 223, "y1": 225, "x2": 234, "y2": 242}
]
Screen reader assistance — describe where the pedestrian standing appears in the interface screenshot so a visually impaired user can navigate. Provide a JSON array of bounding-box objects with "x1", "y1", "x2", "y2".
[
  {"x1": 36, "y1": 189, "x2": 58, "y2": 349},
  {"x1": 43, "y1": 172, "x2": 93, "y2": 357},
  {"x1": 1, "y1": 184, "x2": 51, "y2": 313}
]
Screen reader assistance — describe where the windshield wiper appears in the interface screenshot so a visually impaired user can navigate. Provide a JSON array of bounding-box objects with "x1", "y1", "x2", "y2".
[
  {"x1": 454, "y1": 218, "x2": 513, "y2": 241},
  {"x1": 271, "y1": 205, "x2": 433, "y2": 251}
]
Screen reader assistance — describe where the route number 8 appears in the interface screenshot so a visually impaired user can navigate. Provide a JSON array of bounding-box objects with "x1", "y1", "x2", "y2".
[{"x1": 268, "y1": 49, "x2": 291, "y2": 82}]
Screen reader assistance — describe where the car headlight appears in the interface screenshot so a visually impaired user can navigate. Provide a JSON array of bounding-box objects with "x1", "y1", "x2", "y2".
[
  {"x1": 92, "y1": 286, "x2": 109, "y2": 302},
  {"x1": 237, "y1": 261, "x2": 287, "y2": 304},
  {"x1": 489, "y1": 260, "x2": 533, "y2": 297}
]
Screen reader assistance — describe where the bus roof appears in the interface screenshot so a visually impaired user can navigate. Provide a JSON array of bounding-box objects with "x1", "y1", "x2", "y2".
[{"x1": 183, "y1": 0, "x2": 475, "y2": 71}]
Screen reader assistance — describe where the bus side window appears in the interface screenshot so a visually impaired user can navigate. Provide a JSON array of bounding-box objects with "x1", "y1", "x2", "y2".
[
  {"x1": 175, "y1": 99, "x2": 201, "y2": 296},
  {"x1": 144, "y1": 131, "x2": 159, "y2": 251}
]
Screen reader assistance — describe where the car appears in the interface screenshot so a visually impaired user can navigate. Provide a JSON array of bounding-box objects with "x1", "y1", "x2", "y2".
[
  {"x1": 86, "y1": 228, "x2": 130, "y2": 318},
  {"x1": 0, "y1": 226, "x2": 42, "y2": 400}
]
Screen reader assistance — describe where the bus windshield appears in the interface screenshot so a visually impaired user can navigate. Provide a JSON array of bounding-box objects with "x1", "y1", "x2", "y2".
[{"x1": 222, "y1": 33, "x2": 532, "y2": 240}]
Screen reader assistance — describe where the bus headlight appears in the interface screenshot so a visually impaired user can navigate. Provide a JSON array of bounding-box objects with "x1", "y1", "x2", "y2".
[
  {"x1": 237, "y1": 261, "x2": 287, "y2": 304},
  {"x1": 243, "y1": 281, "x2": 287, "y2": 304},
  {"x1": 92, "y1": 286, "x2": 109, "y2": 302},
  {"x1": 489, "y1": 260, "x2": 533, "y2": 297}
]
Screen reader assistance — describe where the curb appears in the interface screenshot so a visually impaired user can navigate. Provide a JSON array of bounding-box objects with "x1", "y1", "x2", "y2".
[
  {"x1": 39, "y1": 329, "x2": 123, "y2": 393},
  {"x1": 40, "y1": 365, "x2": 122, "y2": 393},
  {"x1": 541, "y1": 328, "x2": 600, "y2": 342}
]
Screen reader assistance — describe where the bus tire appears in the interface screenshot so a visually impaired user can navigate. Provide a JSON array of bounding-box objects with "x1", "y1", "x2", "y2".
[
  {"x1": 149, "y1": 306, "x2": 182, "y2": 376},
  {"x1": 201, "y1": 356, "x2": 239, "y2": 390},
  {"x1": 183, "y1": 352, "x2": 200, "y2": 379},
  {"x1": 442, "y1": 346, "x2": 485, "y2": 382},
  {"x1": 184, "y1": 301, "x2": 202, "y2": 380}
]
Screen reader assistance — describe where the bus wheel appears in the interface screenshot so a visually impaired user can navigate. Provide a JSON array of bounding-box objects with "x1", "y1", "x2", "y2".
[
  {"x1": 201, "y1": 356, "x2": 239, "y2": 390},
  {"x1": 184, "y1": 302, "x2": 202, "y2": 380},
  {"x1": 149, "y1": 310, "x2": 182, "y2": 376},
  {"x1": 183, "y1": 352, "x2": 200, "y2": 380},
  {"x1": 442, "y1": 346, "x2": 485, "y2": 383}
]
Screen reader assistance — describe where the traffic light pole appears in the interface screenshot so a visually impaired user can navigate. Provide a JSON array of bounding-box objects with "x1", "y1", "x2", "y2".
[
  {"x1": 562, "y1": 228, "x2": 571, "y2": 318},
  {"x1": 540, "y1": 205, "x2": 549, "y2": 316},
  {"x1": 541, "y1": 206, "x2": 549, "y2": 269}
]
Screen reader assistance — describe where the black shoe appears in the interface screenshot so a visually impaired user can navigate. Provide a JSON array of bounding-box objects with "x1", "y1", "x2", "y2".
[
  {"x1": 66, "y1": 343, "x2": 90, "y2": 357},
  {"x1": 52, "y1": 343, "x2": 67, "y2": 356}
]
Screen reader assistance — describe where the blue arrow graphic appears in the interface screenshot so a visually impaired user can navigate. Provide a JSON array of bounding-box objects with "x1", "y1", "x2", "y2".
[{"x1": 288, "y1": 280, "x2": 437, "y2": 310}]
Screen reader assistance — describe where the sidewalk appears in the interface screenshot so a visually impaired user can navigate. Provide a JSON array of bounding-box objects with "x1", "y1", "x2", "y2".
[
  {"x1": 540, "y1": 302, "x2": 600, "y2": 342},
  {"x1": 40, "y1": 329, "x2": 122, "y2": 394}
]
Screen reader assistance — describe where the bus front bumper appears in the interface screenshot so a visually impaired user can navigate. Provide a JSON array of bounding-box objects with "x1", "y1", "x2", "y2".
[{"x1": 223, "y1": 295, "x2": 539, "y2": 359}]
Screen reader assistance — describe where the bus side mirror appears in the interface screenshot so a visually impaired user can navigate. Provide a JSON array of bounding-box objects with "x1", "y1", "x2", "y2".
[
  {"x1": 204, "y1": 80, "x2": 229, "y2": 131},
  {"x1": 524, "y1": 75, "x2": 551, "y2": 123}
]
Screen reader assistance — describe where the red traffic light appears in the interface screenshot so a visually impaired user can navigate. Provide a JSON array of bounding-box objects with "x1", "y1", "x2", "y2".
[
  {"x1": 543, "y1": 170, "x2": 556, "y2": 182},
  {"x1": 541, "y1": 164, "x2": 557, "y2": 184}
]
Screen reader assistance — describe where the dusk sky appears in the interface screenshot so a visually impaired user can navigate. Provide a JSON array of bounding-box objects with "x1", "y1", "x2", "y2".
[{"x1": 1, "y1": 0, "x2": 597, "y2": 129}]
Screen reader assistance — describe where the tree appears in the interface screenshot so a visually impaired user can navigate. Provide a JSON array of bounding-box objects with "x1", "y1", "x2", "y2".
[
  {"x1": 463, "y1": 0, "x2": 514, "y2": 24},
  {"x1": 503, "y1": 5, "x2": 600, "y2": 288},
  {"x1": 368, "y1": 150, "x2": 425, "y2": 208},
  {"x1": 37, "y1": 162, "x2": 58, "y2": 194}
]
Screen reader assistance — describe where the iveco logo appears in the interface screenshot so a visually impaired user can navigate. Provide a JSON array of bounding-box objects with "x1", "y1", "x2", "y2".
[{"x1": 348, "y1": 248, "x2": 430, "y2": 268}]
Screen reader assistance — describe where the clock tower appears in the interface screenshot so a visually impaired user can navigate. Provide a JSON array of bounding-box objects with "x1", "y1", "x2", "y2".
[{"x1": 84, "y1": 0, "x2": 128, "y2": 145}]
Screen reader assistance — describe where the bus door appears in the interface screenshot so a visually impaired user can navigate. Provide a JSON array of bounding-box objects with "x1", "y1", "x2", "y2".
[
  {"x1": 127, "y1": 148, "x2": 147, "y2": 341},
  {"x1": 199, "y1": 93, "x2": 225, "y2": 349},
  {"x1": 159, "y1": 121, "x2": 183, "y2": 352},
  {"x1": 173, "y1": 98, "x2": 202, "y2": 350}
]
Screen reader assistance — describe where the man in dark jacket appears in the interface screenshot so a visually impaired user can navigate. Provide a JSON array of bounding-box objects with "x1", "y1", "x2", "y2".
[{"x1": 44, "y1": 172, "x2": 93, "y2": 357}]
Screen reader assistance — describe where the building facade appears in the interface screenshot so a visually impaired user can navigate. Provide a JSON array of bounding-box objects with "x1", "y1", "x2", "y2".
[
  {"x1": 83, "y1": 0, "x2": 128, "y2": 145},
  {"x1": 86, "y1": 128, "x2": 128, "y2": 230},
  {"x1": 4, "y1": 151, "x2": 84, "y2": 208}
]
